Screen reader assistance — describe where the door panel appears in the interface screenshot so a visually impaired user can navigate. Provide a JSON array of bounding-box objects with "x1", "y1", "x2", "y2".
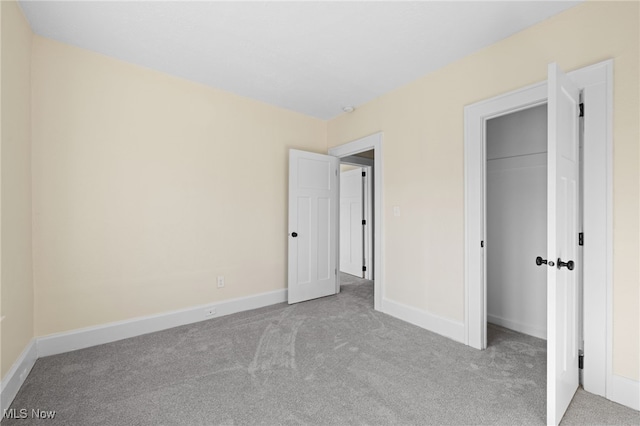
[
  {"x1": 296, "y1": 196, "x2": 311, "y2": 284},
  {"x1": 288, "y1": 149, "x2": 338, "y2": 304},
  {"x1": 298, "y1": 158, "x2": 331, "y2": 189},
  {"x1": 317, "y1": 196, "x2": 331, "y2": 280},
  {"x1": 547, "y1": 63, "x2": 580, "y2": 426}
]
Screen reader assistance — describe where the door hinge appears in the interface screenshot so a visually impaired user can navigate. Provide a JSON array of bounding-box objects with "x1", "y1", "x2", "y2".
[
  {"x1": 579, "y1": 232, "x2": 584, "y2": 246},
  {"x1": 362, "y1": 171, "x2": 366, "y2": 177},
  {"x1": 362, "y1": 266, "x2": 367, "y2": 272},
  {"x1": 579, "y1": 103, "x2": 584, "y2": 117},
  {"x1": 579, "y1": 350, "x2": 584, "y2": 369},
  {"x1": 481, "y1": 240, "x2": 484, "y2": 248},
  {"x1": 362, "y1": 219, "x2": 366, "y2": 225}
]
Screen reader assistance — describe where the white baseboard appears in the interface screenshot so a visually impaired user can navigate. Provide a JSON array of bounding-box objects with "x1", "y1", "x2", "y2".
[
  {"x1": 381, "y1": 298, "x2": 465, "y2": 343},
  {"x1": 4, "y1": 289, "x2": 636, "y2": 416},
  {"x1": 1, "y1": 339, "x2": 37, "y2": 418},
  {"x1": 2, "y1": 289, "x2": 286, "y2": 417},
  {"x1": 37, "y1": 288, "x2": 287, "y2": 357},
  {"x1": 487, "y1": 313, "x2": 546, "y2": 340},
  {"x1": 608, "y1": 373, "x2": 640, "y2": 411}
]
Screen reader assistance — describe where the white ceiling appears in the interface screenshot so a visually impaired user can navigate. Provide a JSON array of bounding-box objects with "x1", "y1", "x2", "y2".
[{"x1": 19, "y1": 1, "x2": 582, "y2": 120}]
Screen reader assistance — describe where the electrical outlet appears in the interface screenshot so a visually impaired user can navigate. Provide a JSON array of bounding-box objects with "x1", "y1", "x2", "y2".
[
  {"x1": 204, "y1": 307, "x2": 216, "y2": 318},
  {"x1": 217, "y1": 276, "x2": 225, "y2": 288}
]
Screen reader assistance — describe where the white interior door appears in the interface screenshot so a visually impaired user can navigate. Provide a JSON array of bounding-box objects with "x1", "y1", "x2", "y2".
[
  {"x1": 288, "y1": 149, "x2": 338, "y2": 304},
  {"x1": 340, "y1": 167, "x2": 364, "y2": 277},
  {"x1": 546, "y1": 63, "x2": 580, "y2": 426}
]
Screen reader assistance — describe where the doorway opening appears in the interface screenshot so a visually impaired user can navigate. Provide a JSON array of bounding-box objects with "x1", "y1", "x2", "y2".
[
  {"x1": 287, "y1": 132, "x2": 383, "y2": 309},
  {"x1": 329, "y1": 133, "x2": 384, "y2": 311},
  {"x1": 339, "y1": 151, "x2": 373, "y2": 280},
  {"x1": 485, "y1": 103, "x2": 553, "y2": 344},
  {"x1": 338, "y1": 151, "x2": 374, "y2": 304}
]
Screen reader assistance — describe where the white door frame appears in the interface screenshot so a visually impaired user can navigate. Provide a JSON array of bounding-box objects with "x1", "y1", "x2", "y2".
[
  {"x1": 464, "y1": 60, "x2": 612, "y2": 398},
  {"x1": 329, "y1": 133, "x2": 383, "y2": 311}
]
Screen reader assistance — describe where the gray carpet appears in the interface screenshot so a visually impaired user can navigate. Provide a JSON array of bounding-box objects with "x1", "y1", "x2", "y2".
[{"x1": 5, "y1": 274, "x2": 638, "y2": 425}]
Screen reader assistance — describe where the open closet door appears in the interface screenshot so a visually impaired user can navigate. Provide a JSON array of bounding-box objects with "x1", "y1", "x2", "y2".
[
  {"x1": 546, "y1": 63, "x2": 581, "y2": 426},
  {"x1": 340, "y1": 167, "x2": 364, "y2": 277},
  {"x1": 288, "y1": 149, "x2": 338, "y2": 304}
]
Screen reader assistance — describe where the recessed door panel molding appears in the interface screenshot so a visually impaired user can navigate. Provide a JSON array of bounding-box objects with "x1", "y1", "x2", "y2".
[
  {"x1": 298, "y1": 158, "x2": 332, "y2": 190},
  {"x1": 296, "y1": 196, "x2": 311, "y2": 284},
  {"x1": 316, "y1": 196, "x2": 332, "y2": 281}
]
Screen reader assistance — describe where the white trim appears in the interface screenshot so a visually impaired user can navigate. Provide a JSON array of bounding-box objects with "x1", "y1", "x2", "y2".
[
  {"x1": 464, "y1": 60, "x2": 613, "y2": 399},
  {"x1": 37, "y1": 289, "x2": 286, "y2": 357},
  {"x1": 382, "y1": 298, "x2": 465, "y2": 343},
  {"x1": 2, "y1": 289, "x2": 287, "y2": 413},
  {"x1": 608, "y1": 374, "x2": 640, "y2": 411},
  {"x1": 329, "y1": 132, "x2": 383, "y2": 311},
  {"x1": 1, "y1": 339, "x2": 37, "y2": 416},
  {"x1": 570, "y1": 60, "x2": 613, "y2": 399}
]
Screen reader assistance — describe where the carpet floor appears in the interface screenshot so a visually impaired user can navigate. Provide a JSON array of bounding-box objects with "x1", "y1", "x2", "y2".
[{"x1": 5, "y1": 274, "x2": 638, "y2": 425}]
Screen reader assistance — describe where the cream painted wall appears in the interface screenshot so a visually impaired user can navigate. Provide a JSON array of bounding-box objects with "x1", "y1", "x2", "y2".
[
  {"x1": 4, "y1": 0, "x2": 639, "y2": 388},
  {"x1": 1, "y1": 1, "x2": 33, "y2": 379},
  {"x1": 31, "y1": 37, "x2": 326, "y2": 337},
  {"x1": 327, "y1": 1, "x2": 639, "y2": 380}
]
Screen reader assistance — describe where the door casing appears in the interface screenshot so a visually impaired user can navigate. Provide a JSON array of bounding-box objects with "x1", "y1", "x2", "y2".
[{"x1": 464, "y1": 60, "x2": 612, "y2": 398}]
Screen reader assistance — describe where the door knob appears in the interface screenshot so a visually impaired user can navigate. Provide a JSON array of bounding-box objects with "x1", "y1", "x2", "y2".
[
  {"x1": 291, "y1": 232, "x2": 298, "y2": 238},
  {"x1": 557, "y1": 258, "x2": 574, "y2": 270},
  {"x1": 536, "y1": 256, "x2": 555, "y2": 267}
]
